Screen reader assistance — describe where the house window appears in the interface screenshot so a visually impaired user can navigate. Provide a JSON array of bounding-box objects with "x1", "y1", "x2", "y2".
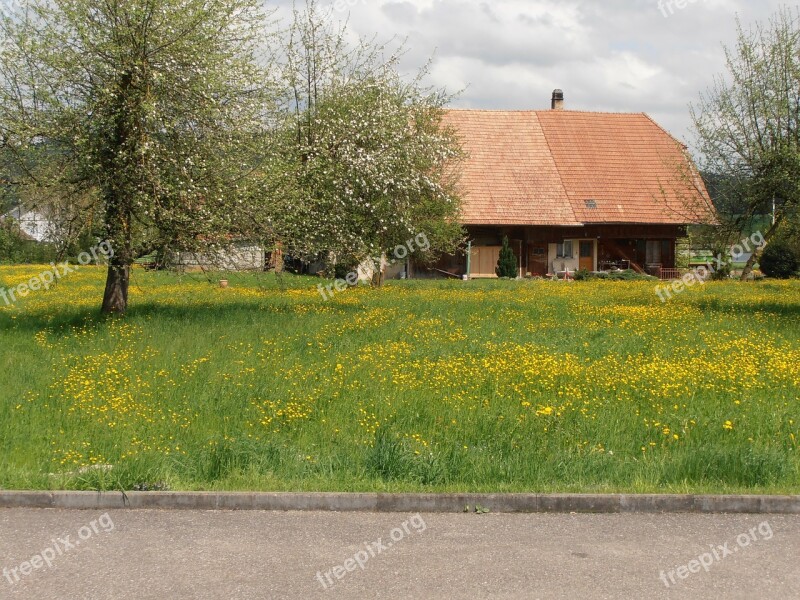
[
  {"x1": 556, "y1": 241, "x2": 573, "y2": 258},
  {"x1": 646, "y1": 240, "x2": 662, "y2": 264}
]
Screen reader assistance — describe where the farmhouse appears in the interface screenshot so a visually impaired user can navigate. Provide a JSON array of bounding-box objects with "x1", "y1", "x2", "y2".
[
  {"x1": 430, "y1": 90, "x2": 715, "y2": 279},
  {"x1": 0, "y1": 206, "x2": 58, "y2": 243}
]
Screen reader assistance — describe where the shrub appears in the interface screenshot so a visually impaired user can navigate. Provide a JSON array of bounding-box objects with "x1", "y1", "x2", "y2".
[
  {"x1": 0, "y1": 220, "x2": 60, "y2": 264},
  {"x1": 573, "y1": 268, "x2": 593, "y2": 281},
  {"x1": 759, "y1": 240, "x2": 799, "y2": 279},
  {"x1": 333, "y1": 260, "x2": 360, "y2": 281},
  {"x1": 594, "y1": 269, "x2": 657, "y2": 281},
  {"x1": 496, "y1": 236, "x2": 518, "y2": 278}
]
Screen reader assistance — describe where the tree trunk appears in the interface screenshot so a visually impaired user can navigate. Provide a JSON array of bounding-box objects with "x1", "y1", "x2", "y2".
[
  {"x1": 99, "y1": 69, "x2": 135, "y2": 314},
  {"x1": 740, "y1": 213, "x2": 784, "y2": 281},
  {"x1": 100, "y1": 192, "x2": 132, "y2": 314},
  {"x1": 101, "y1": 261, "x2": 130, "y2": 314},
  {"x1": 370, "y1": 256, "x2": 385, "y2": 288}
]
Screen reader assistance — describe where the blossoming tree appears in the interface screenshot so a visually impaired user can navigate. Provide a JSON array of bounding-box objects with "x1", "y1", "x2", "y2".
[
  {"x1": 0, "y1": 0, "x2": 275, "y2": 312},
  {"x1": 264, "y1": 1, "x2": 465, "y2": 279}
]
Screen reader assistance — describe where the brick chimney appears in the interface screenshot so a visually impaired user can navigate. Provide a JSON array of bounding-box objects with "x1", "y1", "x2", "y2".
[{"x1": 551, "y1": 89, "x2": 564, "y2": 111}]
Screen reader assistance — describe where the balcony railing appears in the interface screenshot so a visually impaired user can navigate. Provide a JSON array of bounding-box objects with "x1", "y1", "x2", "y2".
[{"x1": 658, "y1": 268, "x2": 682, "y2": 281}]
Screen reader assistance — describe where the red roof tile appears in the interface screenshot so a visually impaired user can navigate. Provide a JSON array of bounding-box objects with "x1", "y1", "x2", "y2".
[{"x1": 443, "y1": 109, "x2": 714, "y2": 226}]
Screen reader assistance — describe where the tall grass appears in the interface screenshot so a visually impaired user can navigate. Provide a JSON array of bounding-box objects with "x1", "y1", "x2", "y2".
[{"x1": 0, "y1": 265, "x2": 798, "y2": 493}]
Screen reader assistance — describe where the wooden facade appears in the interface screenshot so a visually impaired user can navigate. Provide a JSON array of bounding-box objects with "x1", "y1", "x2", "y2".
[{"x1": 425, "y1": 224, "x2": 686, "y2": 279}]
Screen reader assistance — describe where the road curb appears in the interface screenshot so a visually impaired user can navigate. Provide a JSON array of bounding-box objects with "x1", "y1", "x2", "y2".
[{"x1": 0, "y1": 491, "x2": 799, "y2": 513}]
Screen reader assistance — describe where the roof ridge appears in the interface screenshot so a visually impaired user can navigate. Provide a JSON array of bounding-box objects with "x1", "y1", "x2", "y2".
[
  {"x1": 534, "y1": 109, "x2": 650, "y2": 117},
  {"x1": 533, "y1": 112, "x2": 581, "y2": 225},
  {"x1": 446, "y1": 108, "x2": 659, "y2": 117},
  {"x1": 445, "y1": 108, "x2": 537, "y2": 114}
]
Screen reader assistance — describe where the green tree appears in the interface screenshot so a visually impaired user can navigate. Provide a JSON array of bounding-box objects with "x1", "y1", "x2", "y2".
[
  {"x1": 692, "y1": 7, "x2": 800, "y2": 280},
  {"x1": 0, "y1": 0, "x2": 274, "y2": 312},
  {"x1": 496, "y1": 236, "x2": 517, "y2": 278},
  {"x1": 0, "y1": 218, "x2": 18, "y2": 261},
  {"x1": 759, "y1": 239, "x2": 799, "y2": 278},
  {"x1": 265, "y1": 1, "x2": 465, "y2": 280}
]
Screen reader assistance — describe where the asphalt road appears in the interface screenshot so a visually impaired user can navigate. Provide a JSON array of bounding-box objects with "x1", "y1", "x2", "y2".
[{"x1": 1, "y1": 509, "x2": 798, "y2": 599}]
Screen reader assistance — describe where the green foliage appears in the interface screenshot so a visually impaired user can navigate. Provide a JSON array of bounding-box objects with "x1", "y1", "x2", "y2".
[
  {"x1": 0, "y1": 221, "x2": 17, "y2": 261},
  {"x1": 0, "y1": 215, "x2": 105, "y2": 264},
  {"x1": 760, "y1": 240, "x2": 799, "y2": 278},
  {"x1": 573, "y1": 268, "x2": 592, "y2": 281},
  {"x1": 571, "y1": 269, "x2": 658, "y2": 282},
  {"x1": 776, "y1": 219, "x2": 800, "y2": 261},
  {"x1": 496, "y1": 236, "x2": 518, "y2": 278},
  {"x1": 675, "y1": 238, "x2": 692, "y2": 269},
  {"x1": 709, "y1": 254, "x2": 732, "y2": 281},
  {"x1": 692, "y1": 8, "x2": 800, "y2": 277},
  {"x1": 0, "y1": 220, "x2": 58, "y2": 263},
  {"x1": 0, "y1": 0, "x2": 275, "y2": 310},
  {"x1": 333, "y1": 261, "x2": 359, "y2": 281}
]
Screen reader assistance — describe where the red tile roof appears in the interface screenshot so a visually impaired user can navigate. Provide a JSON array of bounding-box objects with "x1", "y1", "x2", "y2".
[{"x1": 443, "y1": 109, "x2": 715, "y2": 226}]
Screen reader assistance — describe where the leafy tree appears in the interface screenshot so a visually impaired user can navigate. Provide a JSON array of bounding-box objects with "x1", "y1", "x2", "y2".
[
  {"x1": 496, "y1": 236, "x2": 517, "y2": 278},
  {"x1": 781, "y1": 217, "x2": 800, "y2": 256},
  {"x1": 0, "y1": 218, "x2": 18, "y2": 261},
  {"x1": 692, "y1": 7, "x2": 800, "y2": 280},
  {"x1": 0, "y1": 0, "x2": 274, "y2": 312},
  {"x1": 266, "y1": 1, "x2": 464, "y2": 280},
  {"x1": 759, "y1": 239, "x2": 799, "y2": 278}
]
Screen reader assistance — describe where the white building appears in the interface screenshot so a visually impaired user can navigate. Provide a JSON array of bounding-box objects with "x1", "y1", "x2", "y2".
[{"x1": 1, "y1": 207, "x2": 57, "y2": 243}]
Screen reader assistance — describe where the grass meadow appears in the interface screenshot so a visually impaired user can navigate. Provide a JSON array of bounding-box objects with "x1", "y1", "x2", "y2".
[{"x1": 0, "y1": 265, "x2": 798, "y2": 494}]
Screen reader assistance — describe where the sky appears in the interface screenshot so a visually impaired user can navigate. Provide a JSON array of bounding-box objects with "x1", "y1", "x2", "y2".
[{"x1": 272, "y1": 0, "x2": 790, "y2": 152}]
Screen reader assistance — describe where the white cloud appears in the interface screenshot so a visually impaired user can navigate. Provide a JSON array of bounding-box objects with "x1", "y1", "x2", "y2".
[{"x1": 283, "y1": 0, "x2": 790, "y2": 149}]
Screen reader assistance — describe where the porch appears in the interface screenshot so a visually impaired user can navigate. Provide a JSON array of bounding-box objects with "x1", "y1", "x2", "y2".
[{"x1": 422, "y1": 224, "x2": 686, "y2": 279}]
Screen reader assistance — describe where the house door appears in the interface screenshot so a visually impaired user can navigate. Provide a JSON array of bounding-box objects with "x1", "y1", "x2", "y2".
[
  {"x1": 646, "y1": 240, "x2": 663, "y2": 265},
  {"x1": 527, "y1": 243, "x2": 547, "y2": 276},
  {"x1": 470, "y1": 246, "x2": 502, "y2": 278},
  {"x1": 579, "y1": 240, "x2": 594, "y2": 271}
]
